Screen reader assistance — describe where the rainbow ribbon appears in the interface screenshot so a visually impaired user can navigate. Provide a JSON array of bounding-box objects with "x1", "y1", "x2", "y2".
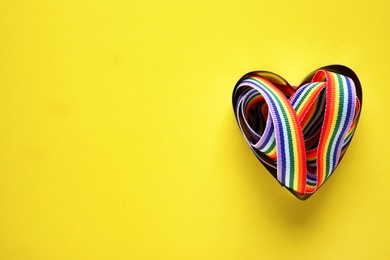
[{"x1": 232, "y1": 65, "x2": 362, "y2": 199}]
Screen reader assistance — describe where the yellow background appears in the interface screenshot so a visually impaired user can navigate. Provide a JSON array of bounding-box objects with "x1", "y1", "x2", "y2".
[{"x1": 0, "y1": 0, "x2": 389, "y2": 259}]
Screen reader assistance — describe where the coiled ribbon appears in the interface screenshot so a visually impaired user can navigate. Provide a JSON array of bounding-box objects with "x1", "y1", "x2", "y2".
[{"x1": 232, "y1": 65, "x2": 362, "y2": 199}]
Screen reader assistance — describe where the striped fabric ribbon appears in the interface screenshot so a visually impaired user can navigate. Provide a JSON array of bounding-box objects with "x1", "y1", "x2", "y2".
[{"x1": 232, "y1": 66, "x2": 362, "y2": 199}]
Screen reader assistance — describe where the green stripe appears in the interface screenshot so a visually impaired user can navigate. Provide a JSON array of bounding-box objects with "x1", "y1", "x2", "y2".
[
  {"x1": 325, "y1": 73, "x2": 345, "y2": 178},
  {"x1": 263, "y1": 138, "x2": 276, "y2": 154}
]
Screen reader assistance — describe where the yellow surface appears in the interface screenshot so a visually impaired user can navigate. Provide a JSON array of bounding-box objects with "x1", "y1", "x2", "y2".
[{"x1": 0, "y1": 0, "x2": 389, "y2": 259}]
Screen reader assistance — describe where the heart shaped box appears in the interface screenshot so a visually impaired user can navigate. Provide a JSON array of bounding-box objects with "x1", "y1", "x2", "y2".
[{"x1": 232, "y1": 65, "x2": 363, "y2": 200}]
